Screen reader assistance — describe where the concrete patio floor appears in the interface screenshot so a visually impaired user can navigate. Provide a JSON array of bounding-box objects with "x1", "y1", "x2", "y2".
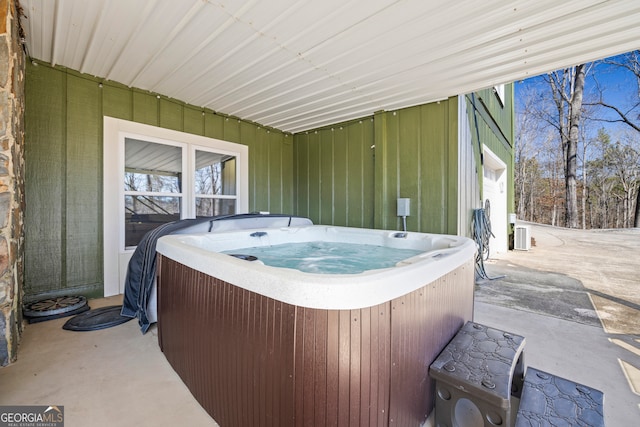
[
  {"x1": 0, "y1": 222, "x2": 638, "y2": 426},
  {"x1": 0, "y1": 295, "x2": 218, "y2": 427}
]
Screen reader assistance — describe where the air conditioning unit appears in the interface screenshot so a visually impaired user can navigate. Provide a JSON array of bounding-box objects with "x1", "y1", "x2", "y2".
[{"x1": 514, "y1": 226, "x2": 531, "y2": 251}]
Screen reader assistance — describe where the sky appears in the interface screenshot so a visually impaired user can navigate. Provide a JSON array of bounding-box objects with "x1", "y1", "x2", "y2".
[{"x1": 514, "y1": 51, "x2": 639, "y2": 143}]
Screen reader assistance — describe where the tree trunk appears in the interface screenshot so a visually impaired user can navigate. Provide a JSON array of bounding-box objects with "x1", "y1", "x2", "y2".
[
  {"x1": 581, "y1": 138, "x2": 588, "y2": 229},
  {"x1": 635, "y1": 188, "x2": 640, "y2": 227},
  {"x1": 566, "y1": 64, "x2": 586, "y2": 228}
]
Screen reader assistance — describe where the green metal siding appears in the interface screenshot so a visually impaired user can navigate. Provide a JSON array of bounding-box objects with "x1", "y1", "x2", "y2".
[
  {"x1": 159, "y1": 98, "x2": 183, "y2": 131},
  {"x1": 132, "y1": 91, "x2": 159, "y2": 126},
  {"x1": 293, "y1": 100, "x2": 460, "y2": 235},
  {"x1": 346, "y1": 120, "x2": 374, "y2": 228},
  {"x1": 465, "y1": 85, "x2": 515, "y2": 245},
  {"x1": 102, "y1": 84, "x2": 132, "y2": 120},
  {"x1": 204, "y1": 113, "x2": 225, "y2": 140},
  {"x1": 184, "y1": 106, "x2": 205, "y2": 135},
  {"x1": 66, "y1": 74, "x2": 102, "y2": 292},
  {"x1": 374, "y1": 100, "x2": 459, "y2": 235},
  {"x1": 24, "y1": 62, "x2": 293, "y2": 298},
  {"x1": 24, "y1": 64, "x2": 65, "y2": 296},
  {"x1": 292, "y1": 91, "x2": 514, "y2": 238},
  {"x1": 293, "y1": 119, "x2": 375, "y2": 228},
  {"x1": 466, "y1": 85, "x2": 515, "y2": 212}
]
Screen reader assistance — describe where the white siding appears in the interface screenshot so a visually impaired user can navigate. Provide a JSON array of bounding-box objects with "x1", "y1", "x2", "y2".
[{"x1": 457, "y1": 95, "x2": 482, "y2": 238}]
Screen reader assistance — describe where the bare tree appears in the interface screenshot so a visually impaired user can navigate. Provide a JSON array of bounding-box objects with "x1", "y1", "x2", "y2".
[
  {"x1": 607, "y1": 132, "x2": 640, "y2": 227},
  {"x1": 515, "y1": 80, "x2": 575, "y2": 226},
  {"x1": 587, "y1": 130, "x2": 614, "y2": 228},
  {"x1": 545, "y1": 135, "x2": 565, "y2": 226},
  {"x1": 589, "y1": 51, "x2": 640, "y2": 226},
  {"x1": 545, "y1": 65, "x2": 587, "y2": 228},
  {"x1": 567, "y1": 64, "x2": 587, "y2": 229},
  {"x1": 584, "y1": 128, "x2": 640, "y2": 228},
  {"x1": 516, "y1": 53, "x2": 640, "y2": 229},
  {"x1": 515, "y1": 86, "x2": 544, "y2": 220}
]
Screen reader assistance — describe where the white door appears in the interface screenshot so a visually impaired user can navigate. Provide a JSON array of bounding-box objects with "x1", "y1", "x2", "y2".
[
  {"x1": 482, "y1": 146, "x2": 507, "y2": 255},
  {"x1": 103, "y1": 117, "x2": 248, "y2": 296}
]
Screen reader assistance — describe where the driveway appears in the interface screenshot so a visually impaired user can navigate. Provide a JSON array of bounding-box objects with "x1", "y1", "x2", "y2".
[
  {"x1": 473, "y1": 221, "x2": 640, "y2": 426},
  {"x1": 478, "y1": 222, "x2": 640, "y2": 334}
]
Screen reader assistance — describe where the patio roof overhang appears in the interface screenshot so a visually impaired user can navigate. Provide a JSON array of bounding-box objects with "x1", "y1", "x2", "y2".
[{"x1": 20, "y1": 0, "x2": 640, "y2": 133}]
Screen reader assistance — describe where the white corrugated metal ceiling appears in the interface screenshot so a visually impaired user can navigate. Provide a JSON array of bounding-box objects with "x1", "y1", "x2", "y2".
[{"x1": 20, "y1": 0, "x2": 640, "y2": 133}]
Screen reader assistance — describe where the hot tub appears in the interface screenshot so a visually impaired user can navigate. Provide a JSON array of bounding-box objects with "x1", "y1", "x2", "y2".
[{"x1": 156, "y1": 225, "x2": 476, "y2": 426}]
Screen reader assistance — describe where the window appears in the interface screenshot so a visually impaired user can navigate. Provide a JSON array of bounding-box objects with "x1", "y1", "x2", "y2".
[
  {"x1": 124, "y1": 138, "x2": 183, "y2": 248},
  {"x1": 194, "y1": 148, "x2": 237, "y2": 217},
  {"x1": 104, "y1": 117, "x2": 248, "y2": 295},
  {"x1": 494, "y1": 84, "x2": 505, "y2": 106}
]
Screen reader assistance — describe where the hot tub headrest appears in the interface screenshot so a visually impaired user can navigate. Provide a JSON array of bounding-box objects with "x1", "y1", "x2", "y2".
[{"x1": 172, "y1": 213, "x2": 313, "y2": 234}]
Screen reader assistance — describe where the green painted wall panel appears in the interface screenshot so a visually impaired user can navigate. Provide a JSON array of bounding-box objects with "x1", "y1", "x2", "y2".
[
  {"x1": 305, "y1": 101, "x2": 460, "y2": 235},
  {"x1": 281, "y1": 134, "x2": 294, "y2": 214},
  {"x1": 345, "y1": 125, "x2": 361, "y2": 227},
  {"x1": 290, "y1": 93, "x2": 510, "y2": 237},
  {"x1": 306, "y1": 132, "x2": 321, "y2": 225},
  {"x1": 446, "y1": 99, "x2": 459, "y2": 235},
  {"x1": 24, "y1": 64, "x2": 65, "y2": 295},
  {"x1": 183, "y1": 107, "x2": 205, "y2": 136},
  {"x1": 465, "y1": 86, "x2": 515, "y2": 242},
  {"x1": 373, "y1": 112, "x2": 387, "y2": 230},
  {"x1": 385, "y1": 112, "x2": 399, "y2": 229},
  {"x1": 374, "y1": 102, "x2": 456, "y2": 234},
  {"x1": 252, "y1": 128, "x2": 269, "y2": 212},
  {"x1": 65, "y1": 74, "x2": 102, "y2": 289},
  {"x1": 466, "y1": 87, "x2": 514, "y2": 206},
  {"x1": 420, "y1": 103, "x2": 448, "y2": 233},
  {"x1": 293, "y1": 119, "x2": 374, "y2": 229},
  {"x1": 398, "y1": 107, "x2": 421, "y2": 231},
  {"x1": 102, "y1": 84, "x2": 132, "y2": 120},
  {"x1": 223, "y1": 118, "x2": 241, "y2": 143},
  {"x1": 204, "y1": 113, "x2": 224, "y2": 140},
  {"x1": 332, "y1": 127, "x2": 348, "y2": 226},
  {"x1": 268, "y1": 131, "x2": 283, "y2": 213},
  {"x1": 361, "y1": 120, "x2": 375, "y2": 228},
  {"x1": 319, "y1": 129, "x2": 334, "y2": 224},
  {"x1": 379, "y1": 111, "x2": 401, "y2": 230},
  {"x1": 132, "y1": 91, "x2": 158, "y2": 126},
  {"x1": 294, "y1": 134, "x2": 309, "y2": 218},
  {"x1": 345, "y1": 119, "x2": 374, "y2": 228},
  {"x1": 159, "y1": 98, "x2": 183, "y2": 131},
  {"x1": 239, "y1": 122, "x2": 257, "y2": 211},
  {"x1": 476, "y1": 86, "x2": 512, "y2": 139}
]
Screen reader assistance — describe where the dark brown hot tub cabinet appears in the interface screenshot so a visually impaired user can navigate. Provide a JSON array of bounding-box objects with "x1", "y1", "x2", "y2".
[{"x1": 157, "y1": 255, "x2": 474, "y2": 426}]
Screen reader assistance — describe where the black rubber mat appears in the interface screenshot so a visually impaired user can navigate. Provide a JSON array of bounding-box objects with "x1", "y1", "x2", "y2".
[
  {"x1": 24, "y1": 296, "x2": 89, "y2": 323},
  {"x1": 62, "y1": 305, "x2": 132, "y2": 331},
  {"x1": 24, "y1": 295, "x2": 88, "y2": 317},
  {"x1": 27, "y1": 304, "x2": 90, "y2": 324}
]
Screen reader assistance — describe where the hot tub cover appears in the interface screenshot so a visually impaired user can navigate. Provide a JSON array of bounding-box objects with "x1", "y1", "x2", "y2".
[{"x1": 121, "y1": 213, "x2": 312, "y2": 333}]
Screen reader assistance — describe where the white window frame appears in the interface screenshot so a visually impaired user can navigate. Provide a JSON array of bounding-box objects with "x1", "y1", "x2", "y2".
[
  {"x1": 122, "y1": 135, "x2": 187, "y2": 249},
  {"x1": 494, "y1": 84, "x2": 506, "y2": 107},
  {"x1": 191, "y1": 144, "x2": 240, "y2": 217},
  {"x1": 103, "y1": 117, "x2": 248, "y2": 296}
]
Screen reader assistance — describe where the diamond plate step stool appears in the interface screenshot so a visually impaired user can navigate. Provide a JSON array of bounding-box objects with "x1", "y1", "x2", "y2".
[
  {"x1": 515, "y1": 367, "x2": 604, "y2": 427},
  {"x1": 430, "y1": 321, "x2": 526, "y2": 427}
]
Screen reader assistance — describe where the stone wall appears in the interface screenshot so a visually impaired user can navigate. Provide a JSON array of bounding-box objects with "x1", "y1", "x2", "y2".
[{"x1": 0, "y1": 0, "x2": 25, "y2": 367}]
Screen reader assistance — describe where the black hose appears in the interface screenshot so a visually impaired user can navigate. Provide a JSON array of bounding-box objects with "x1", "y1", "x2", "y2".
[{"x1": 472, "y1": 199, "x2": 503, "y2": 280}]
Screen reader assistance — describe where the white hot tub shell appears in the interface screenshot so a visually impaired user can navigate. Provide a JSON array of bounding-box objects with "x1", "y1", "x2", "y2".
[{"x1": 156, "y1": 225, "x2": 476, "y2": 310}]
